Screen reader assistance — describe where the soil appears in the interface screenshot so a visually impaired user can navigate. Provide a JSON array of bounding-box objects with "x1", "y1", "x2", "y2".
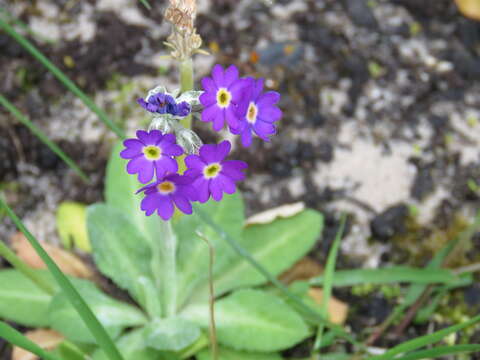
[{"x1": 1, "y1": 0, "x2": 480, "y2": 358}]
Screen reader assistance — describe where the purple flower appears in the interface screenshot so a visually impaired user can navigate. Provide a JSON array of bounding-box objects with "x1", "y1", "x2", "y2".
[
  {"x1": 199, "y1": 64, "x2": 249, "y2": 132},
  {"x1": 175, "y1": 101, "x2": 191, "y2": 117},
  {"x1": 120, "y1": 130, "x2": 183, "y2": 184},
  {"x1": 137, "y1": 174, "x2": 197, "y2": 219},
  {"x1": 185, "y1": 141, "x2": 247, "y2": 203},
  {"x1": 234, "y1": 78, "x2": 282, "y2": 147},
  {"x1": 137, "y1": 93, "x2": 177, "y2": 114}
]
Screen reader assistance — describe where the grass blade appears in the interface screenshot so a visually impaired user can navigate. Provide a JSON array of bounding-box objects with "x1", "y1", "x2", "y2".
[
  {"x1": 0, "y1": 94, "x2": 90, "y2": 183},
  {"x1": 313, "y1": 213, "x2": 346, "y2": 350},
  {"x1": 0, "y1": 14, "x2": 125, "y2": 139},
  {"x1": 0, "y1": 321, "x2": 61, "y2": 360},
  {"x1": 366, "y1": 314, "x2": 480, "y2": 360},
  {"x1": 397, "y1": 344, "x2": 480, "y2": 360},
  {"x1": 310, "y1": 267, "x2": 464, "y2": 287},
  {"x1": 192, "y1": 205, "x2": 362, "y2": 348},
  {"x1": 0, "y1": 199, "x2": 124, "y2": 360},
  {"x1": 139, "y1": 0, "x2": 152, "y2": 10}
]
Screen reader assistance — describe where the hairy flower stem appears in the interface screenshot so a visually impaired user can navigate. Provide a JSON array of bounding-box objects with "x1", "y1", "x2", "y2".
[
  {"x1": 159, "y1": 220, "x2": 178, "y2": 317},
  {"x1": 180, "y1": 58, "x2": 194, "y2": 130},
  {"x1": 0, "y1": 239, "x2": 55, "y2": 295}
]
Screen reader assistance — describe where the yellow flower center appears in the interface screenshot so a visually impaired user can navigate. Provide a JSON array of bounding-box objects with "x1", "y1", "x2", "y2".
[
  {"x1": 246, "y1": 102, "x2": 258, "y2": 124},
  {"x1": 216, "y1": 88, "x2": 231, "y2": 108},
  {"x1": 203, "y1": 163, "x2": 222, "y2": 179},
  {"x1": 157, "y1": 181, "x2": 176, "y2": 194},
  {"x1": 143, "y1": 145, "x2": 162, "y2": 160}
]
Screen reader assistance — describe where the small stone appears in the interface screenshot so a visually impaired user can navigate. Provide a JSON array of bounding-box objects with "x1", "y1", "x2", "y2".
[
  {"x1": 343, "y1": 0, "x2": 378, "y2": 29},
  {"x1": 411, "y1": 166, "x2": 434, "y2": 200},
  {"x1": 371, "y1": 204, "x2": 409, "y2": 242},
  {"x1": 317, "y1": 142, "x2": 334, "y2": 163}
]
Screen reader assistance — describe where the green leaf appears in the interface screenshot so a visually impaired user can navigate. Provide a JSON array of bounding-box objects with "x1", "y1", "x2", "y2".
[
  {"x1": 181, "y1": 289, "x2": 310, "y2": 352},
  {"x1": 87, "y1": 203, "x2": 155, "y2": 307},
  {"x1": 0, "y1": 321, "x2": 60, "y2": 360},
  {"x1": 0, "y1": 269, "x2": 52, "y2": 327},
  {"x1": 56, "y1": 201, "x2": 91, "y2": 252},
  {"x1": 48, "y1": 280, "x2": 147, "y2": 343},
  {"x1": 310, "y1": 267, "x2": 463, "y2": 287},
  {"x1": 104, "y1": 141, "x2": 161, "y2": 247},
  {"x1": 176, "y1": 193, "x2": 245, "y2": 308},
  {"x1": 144, "y1": 318, "x2": 201, "y2": 352},
  {"x1": 398, "y1": 345, "x2": 480, "y2": 360},
  {"x1": 197, "y1": 347, "x2": 283, "y2": 360},
  {"x1": 366, "y1": 315, "x2": 480, "y2": 360},
  {"x1": 192, "y1": 210, "x2": 323, "y2": 302},
  {"x1": 93, "y1": 329, "x2": 171, "y2": 360}
]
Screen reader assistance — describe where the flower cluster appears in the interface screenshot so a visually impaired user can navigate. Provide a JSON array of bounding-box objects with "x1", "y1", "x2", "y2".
[
  {"x1": 199, "y1": 64, "x2": 282, "y2": 147},
  {"x1": 121, "y1": 64, "x2": 281, "y2": 220},
  {"x1": 138, "y1": 92, "x2": 190, "y2": 117}
]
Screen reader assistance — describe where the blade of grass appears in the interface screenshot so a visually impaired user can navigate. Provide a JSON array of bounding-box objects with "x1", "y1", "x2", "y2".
[
  {"x1": 310, "y1": 267, "x2": 464, "y2": 287},
  {"x1": 0, "y1": 239, "x2": 55, "y2": 295},
  {"x1": 192, "y1": 205, "x2": 362, "y2": 349},
  {"x1": 0, "y1": 6, "x2": 54, "y2": 44},
  {"x1": 313, "y1": 213, "x2": 347, "y2": 351},
  {"x1": 0, "y1": 321, "x2": 61, "y2": 360},
  {"x1": 0, "y1": 14, "x2": 125, "y2": 139},
  {"x1": 0, "y1": 199, "x2": 124, "y2": 360},
  {"x1": 0, "y1": 94, "x2": 90, "y2": 183},
  {"x1": 396, "y1": 344, "x2": 480, "y2": 360},
  {"x1": 139, "y1": 0, "x2": 152, "y2": 10},
  {"x1": 365, "y1": 314, "x2": 480, "y2": 360}
]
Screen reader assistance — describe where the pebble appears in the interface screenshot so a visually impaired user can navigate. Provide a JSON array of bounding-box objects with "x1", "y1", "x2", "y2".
[{"x1": 370, "y1": 204, "x2": 409, "y2": 242}]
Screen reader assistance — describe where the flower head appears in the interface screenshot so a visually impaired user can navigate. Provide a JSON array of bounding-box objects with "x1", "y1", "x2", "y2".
[
  {"x1": 234, "y1": 78, "x2": 282, "y2": 147},
  {"x1": 120, "y1": 130, "x2": 183, "y2": 184},
  {"x1": 137, "y1": 174, "x2": 197, "y2": 219},
  {"x1": 185, "y1": 140, "x2": 247, "y2": 202},
  {"x1": 199, "y1": 64, "x2": 250, "y2": 132},
  {"x1": 138, "y1": 93, "x2": 177, "y2": 114}
]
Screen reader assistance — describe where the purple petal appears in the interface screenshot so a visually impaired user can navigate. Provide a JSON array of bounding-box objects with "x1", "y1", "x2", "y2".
[
  {"x1": 221, "y1": 160, "x2": 247, "y2": 181},
  {"x1": 225, "y1": 106, "x2": 238, "y2": 130},
  {"x1": 224, "y1": 65, "x2": 239, "y2": 87},
  {"x1": 218, "y1": 174, "x2": 236, "y2": 194},
  {"x1": 157, "y1": 197, "x2": 175, "y2": 220},
  {"x1": 240, "y1": 126, "x2": 253, "y2": 147},
  {"x1": 127, "y1": 157, "x2": 154, "y2": 184},
  {"x1": 257, "y1": 91, "x2": 280, "y2": 107},
  {"x1": 199, "y1": 91, "x2": 217, "y2": 107},
  {"x1": 214, "y1": 140, "x2": 231, "y2": 162},
  {"x1": 185, "y1": 155, "x2": 206, "y2": 170},
  {"x1": 173, "y1": 194, "x2": 193, "y2": 214},
  {"x1": 258, "y1": 105, "x2": 282, "y2": 123},
  {"x1": 161, "y1": 142, "x2": 183, "y2": 157},
  {"x1": 209, "y1": 178, "x2": 224, "y2": 201},
  {"x1": 229, "y1": 78, "x2": 253, "y2": 102},
  {"x1": 211, "y1": 64, "x2": 224, "y2": 87},
  {"x1": 141, "y1": 193, "x2": 160, "y2": 216},
  {"x1": 253, "y1": 120, "x2": 276, "y2": 137},
  {"x1": 212, "y1": 111, "x2": 225, "y2": 132},
  {"x1": 136, "y1": 130, "x2": 162, "y2": 145},
  {"x1": 201, "y1": 77, "x2": 217, "y2": 93},
  {"x1": 155, "y1": 157, "x2": 178, "y2": 177},
  {"x1": 252, "y1": 78, "x2": 264, "y2": 100},
  {"x1": 120, "y1": 139, "x2": 143, "y2": 158},
  {"x1": 199, "y1": 144, "x2": 217, "y2": 163},
  {"x1": 193, "y1": 177, "x2": 210, "y2": 203},
  {"x1": 201, "y1": 104, "x2": 219, "y2": 124}
]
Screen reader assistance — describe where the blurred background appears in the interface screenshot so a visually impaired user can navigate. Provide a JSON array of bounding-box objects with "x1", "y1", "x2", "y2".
[{"x1": 1, "y1": 0, "x2": 480, "y2": 350}]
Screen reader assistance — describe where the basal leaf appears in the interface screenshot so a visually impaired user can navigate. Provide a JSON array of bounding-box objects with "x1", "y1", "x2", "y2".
[
  {"x1": 92, "y1": 328, "x2": 168, "y2": 360},
  {"x1": 104, "y1": 141, "x2": 162, "y2": 245},
  {"x1": 197, "y1": 347, "x2": 283, "y2": 360},
  {"x1": 175, "y1": 193, "x2": 244, "y2": 308},
  {"x1": 192, "y1": 210, "x2": 323, "y2": 302},
  {"x1": 144, "y1": 317, "x2": 201, "y2": 352},
  {"x1": 0, "y1": 269, "x2": 52, "y2": 327},
  {"x1": 181, "y1": 289, "x2": 310, "y2": 352},
  {"x1": 48, "y1": 280, "x2": 147, "y2": 344},
  {"x1": 56, "y1": 201, "x2": 91, "y2": 252},
  {"x1": 87, "y1": 203, "x2": 155, "y2": 307}
]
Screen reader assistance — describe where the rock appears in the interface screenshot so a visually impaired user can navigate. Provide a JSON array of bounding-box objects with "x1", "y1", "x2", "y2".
[
  {"x1": 371, "y1": 204, "x2": 409, "y2": 241},
  {"x1": 317, "y1": 141, "x2": 334, "y2": 163},
  {"x1": 464, "y1": 284, "x2": 480, "y2": 307},
  {"x1": 411, "y1": 165, "x2": 434, "y2": 200},
  {"x1": 343, "y1": 0, "x2": 378, "y2": 29}
]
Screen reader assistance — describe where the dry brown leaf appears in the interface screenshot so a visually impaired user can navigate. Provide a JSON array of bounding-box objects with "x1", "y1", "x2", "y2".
[
  {"x1": 455, "y1": 0, "x2": 480, "y2": 20},
  {"x1": 308, "y1": 287, "x2": 348, "y2": 325},
  {"x1": 245, "y1": 202, "x2": 305, "y2": 226},
  {"x1": 279, "y1": 256, "x2": 324, "y2": 284},
  {"x1": 11, "y1": 232, "x2": 93, "y2": 279},
  {"x1": 12, "y1": 329, "x2": 63, "y2": 360}
]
